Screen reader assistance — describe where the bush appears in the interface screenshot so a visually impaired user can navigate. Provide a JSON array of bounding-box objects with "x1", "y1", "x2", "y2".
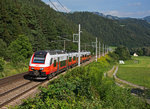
[
  {"x1": 6, "y1": 35, "x2": 33, "y2": 64},
  {"x1": 115, "y1": 46, "x2": 131, "y2": 60},
  {"x1": 0, "y1": 57, "x2": 5, "y2": 72},
  {"x1": 0, "y1": 39, "x2": 7, "y2": 58}
]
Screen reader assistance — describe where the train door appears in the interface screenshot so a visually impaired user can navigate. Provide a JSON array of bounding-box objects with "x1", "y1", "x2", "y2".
[{"x1": 67, "y1": 56, "x2": 68, "y2": 68}]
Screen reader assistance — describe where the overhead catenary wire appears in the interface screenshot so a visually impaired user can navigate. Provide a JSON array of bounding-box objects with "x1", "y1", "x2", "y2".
[
  {"x1": 56, "y1": 0, "x2": 69, "y2": 13},
  {"x1": 48, "y1": 0, "x2": 59, "y2": 11}
]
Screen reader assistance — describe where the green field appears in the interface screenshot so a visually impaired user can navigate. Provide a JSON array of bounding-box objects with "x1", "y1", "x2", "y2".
[{"x1": 117, "y1": 56, "x2": 150, "y2": 88}]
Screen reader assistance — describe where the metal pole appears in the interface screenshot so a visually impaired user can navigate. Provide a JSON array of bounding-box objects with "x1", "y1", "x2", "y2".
[
  {"x1": 99, "y1": 41, "x2": 100, "y2": 58},
  {"x1": 64, "y1": 40, "x2": 65, "y2": 51},
  {"x1": 107, "y1": 46, "x2": 108, "y2": 53},
  {"x1": 78, "y1": 24, "x2": 81, "y2": 66},
  {"x1": 103, "y1": 44, "x2": 104, "y2": 56},
  {"x1": 96, "y1": 37, "x2": 97, "y2": 62},
  {"x1": 105, "y1": 45, "x2": 106, "y2": 55},
  {"x1": 106, "y1": 45, "x2": 107, "y2": 54}
]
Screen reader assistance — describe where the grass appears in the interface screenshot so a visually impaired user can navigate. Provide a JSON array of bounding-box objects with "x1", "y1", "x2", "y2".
[
  {"x1": 117, "y1": 56, "x2": 150, "y2": 88},
  {"x1": 0, "y1": 60, "x2": 29, "y2": 79}
]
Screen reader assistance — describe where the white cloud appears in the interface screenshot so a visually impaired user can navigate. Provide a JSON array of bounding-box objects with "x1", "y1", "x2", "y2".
[
  {"x1": 47, "y1": 1, "x2": 71, "y2": 13},
  {"x1": 102, "y1": 10, "x2": 150, "y2": 18}
]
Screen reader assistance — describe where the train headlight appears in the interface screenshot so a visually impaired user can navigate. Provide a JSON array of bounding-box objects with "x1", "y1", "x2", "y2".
[
  {"x1": 31, "y1": 67, "x2": 34, "y2": 70},
  {"x1": 40, "y1": 68, "x2": 44, "y2": 70}
]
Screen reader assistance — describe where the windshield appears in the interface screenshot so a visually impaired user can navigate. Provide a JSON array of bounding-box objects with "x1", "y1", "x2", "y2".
[{"x1": 33, "y1": 54, "x2": 46, "y2": 64}]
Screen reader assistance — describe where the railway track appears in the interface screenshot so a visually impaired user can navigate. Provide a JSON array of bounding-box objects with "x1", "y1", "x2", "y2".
[
  {"x1": 0, "y1": 57, "x2": 95, "y2": 108},
  {"x1": 0, "y1": 72, "x2": 44, "y2": 108},
  {"x1": 0, "y1": 72, "x2": 28, "y2": 87}
]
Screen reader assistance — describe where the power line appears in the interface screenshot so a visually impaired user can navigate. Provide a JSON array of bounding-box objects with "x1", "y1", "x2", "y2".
[
  {"x1": 49, "y1": 0, "x2": 59, "y2": 11},
  {"x1": 56, "y1": 0, "x2": 69, "y2": 13}
]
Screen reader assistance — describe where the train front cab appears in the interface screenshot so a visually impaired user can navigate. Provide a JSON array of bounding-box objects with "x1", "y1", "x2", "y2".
[{"x1": 29, "y1": 51, "x2": 50, "y2": 79}]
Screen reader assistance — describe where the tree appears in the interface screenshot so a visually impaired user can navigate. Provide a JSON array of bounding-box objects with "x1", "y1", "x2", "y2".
[
  {"x1": 7, "y1": 35, "x2": 33, "y2": 64},
  {"x1": 0, "y1": 57, "x2": 4, "y2": 72},
  {"x1": 115, "y1": 46, "x2": 131, "y2": 60},
  {"x1": 136, "y1": 48, "x2": 143, "y2": 56},
  {"x1": 0, "y1": 39, "x2": 7, "y2": 58}
]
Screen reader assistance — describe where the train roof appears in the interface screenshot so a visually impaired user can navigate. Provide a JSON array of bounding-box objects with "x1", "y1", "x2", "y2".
[
  {"x1": 35, "y1": 50, "x2": 67, "y2": 55},
  {"x1": 34, "y1": 50, "x2": 91, "y2": 56}
]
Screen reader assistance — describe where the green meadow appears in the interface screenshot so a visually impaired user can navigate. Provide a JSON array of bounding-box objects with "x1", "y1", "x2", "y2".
[{"x1": 117, "y1": 56, "x2": 150, "y2": 88}]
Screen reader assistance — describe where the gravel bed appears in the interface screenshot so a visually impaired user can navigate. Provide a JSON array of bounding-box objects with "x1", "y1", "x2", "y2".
[
  {"x1": 0, "y1": 79, "x2": 30, "y2": 95},
  {"x1": 0, "y1": 82, "x2": 40, "y2": 106}
]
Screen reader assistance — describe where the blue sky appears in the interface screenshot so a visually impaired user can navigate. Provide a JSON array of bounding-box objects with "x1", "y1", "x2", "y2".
[{"x1": 42, "y1": 0, "x2": 150, "y2": 18}]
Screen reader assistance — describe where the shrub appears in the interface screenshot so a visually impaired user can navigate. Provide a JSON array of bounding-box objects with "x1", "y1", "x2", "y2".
[
  {"x1": 0, "y1": 57, "x2": 5, "y2": 72},
  {"x1": 6, "y1": 35, "x2": 33, "y2": 64},
  {"x1": 115, "y1": 46, "x2": 131, "y2": 60}
]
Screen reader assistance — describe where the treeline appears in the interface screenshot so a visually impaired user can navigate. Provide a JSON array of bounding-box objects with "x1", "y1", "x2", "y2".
[
  {"x1": 130, "y1": 47, "x2": 150, "y2": 56},
  {"x1": 66, "y1": 12, "x2": 150, "y2": 48},
  {"x1": 109, "y1": 46, "x2": 131, "y2": 61}
]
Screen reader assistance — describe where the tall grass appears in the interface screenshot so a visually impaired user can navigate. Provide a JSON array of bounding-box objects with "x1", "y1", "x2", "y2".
[{"x1": 0, "y1": 59, "x2": 29, "y2": 79}]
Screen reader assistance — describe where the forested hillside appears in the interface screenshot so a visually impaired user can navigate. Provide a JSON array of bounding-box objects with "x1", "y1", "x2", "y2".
[
  {"x1": 0, "y1": 0, "x2": 95, "y2": 76},
  {"x1": 0, "y1": 0, "x2": 94, "y2": 53},
  {"x1": 67, "y1": 12, "x2": 150, "y2": 48},
  {"x1": 1, "y1": 0, "x2": 150, "y2": 64}
]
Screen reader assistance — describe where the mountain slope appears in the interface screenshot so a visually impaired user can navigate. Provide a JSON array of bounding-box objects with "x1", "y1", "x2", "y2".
[
  {"x1": 0, "y1": 0, "x2": 95, "y2": 52},
  {"x1": 144, "y1": 16, "x2": 150, "y2": 23},
  {"x1": 66, "y1": 12, "x2": 150, "y2": 48},
  {"x1": 1, "y1": 0, "x2": 150, "y2": 53}
]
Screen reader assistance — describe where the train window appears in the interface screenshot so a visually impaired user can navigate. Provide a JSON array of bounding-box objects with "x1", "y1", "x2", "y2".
[
  {"x1": 73, "y1": 56, "x2": 76, "y2": 61},
  {"x1": 60, "y1": 60, "x2": 66, "y2": 67},
  {"x1": 69, "y1": 57, "x2": 72, "y2": 62},
  {"x1": 54, "y1": 60, "x2": 56, "y2": 67},
  {"x1": 50, "y1": 58, "x2": 53, "y2": 65},
  {"x1": 33, "y1": 54, "x2": 46, "y2": 63}
]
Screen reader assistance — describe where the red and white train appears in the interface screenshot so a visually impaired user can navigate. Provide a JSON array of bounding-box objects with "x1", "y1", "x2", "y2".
[{"x1": 29, "y1": 50, "x2": 91, "y2": 79}]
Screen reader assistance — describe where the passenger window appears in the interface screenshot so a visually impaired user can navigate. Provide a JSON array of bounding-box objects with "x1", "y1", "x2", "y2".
[
  {"x1": 73, "y1": 56, "x2": 76, "y2": 61},
  {"x1": 60, "y1": 60, "x2": 66, "y2": 67},
  {"x1": 69, "y1": 57, "x2": 72, "y2": 62},
  {"x1": 50, "y1": 58, "x2": 53, "y2": 65},
  {"x1": 54, "y1": 60, "x2": 56, "y2": 67}
]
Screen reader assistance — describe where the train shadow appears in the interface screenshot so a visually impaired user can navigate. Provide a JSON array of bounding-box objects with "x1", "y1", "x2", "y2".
[
  {"x1": 23, "y1": 74, "x2": 46, "y2": 82},
  {"x1": 131, "y1": 88, "x2": 150, "y2": 99}
]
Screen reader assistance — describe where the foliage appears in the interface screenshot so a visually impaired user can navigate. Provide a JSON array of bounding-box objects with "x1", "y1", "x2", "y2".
[
  {"x1": 115, "y1": 46, "x2": 131, "y2": 60},
  {"x1": 0, "y1": 60, "x2": 29, "y2": 79},
  {"x1": 13, "y1": 56, "x2": 149, "y2": 109},
  {"x1": 0, "y1": 39, "x2": 7, "y2": 58},
  {"x1": 67, "y1": 12, "x2": 150, "y2": 48},
  {"x1": 0, "y1": 57, "x2": 5, "y2": 72},
  {"x1": 6, "y1": 35, "x2": 33, "y2": 64},
  {"x1": 130, "y1": 47, "x2": 150, "y2": 56},
  {"x1": 0, "y1": 0, "x2": 95, "y2": 54},
  {"x1": 108, "y1": 51, "x2": 119, "y2": 61}
]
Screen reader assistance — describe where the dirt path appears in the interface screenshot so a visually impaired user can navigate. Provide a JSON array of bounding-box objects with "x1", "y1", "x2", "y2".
[
  {"x1": 113, "y1": 66, "x2": 147, "y2": 90},
  {"x1": 113, "y1": 66, "x2": 150, "y2": 104}
]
